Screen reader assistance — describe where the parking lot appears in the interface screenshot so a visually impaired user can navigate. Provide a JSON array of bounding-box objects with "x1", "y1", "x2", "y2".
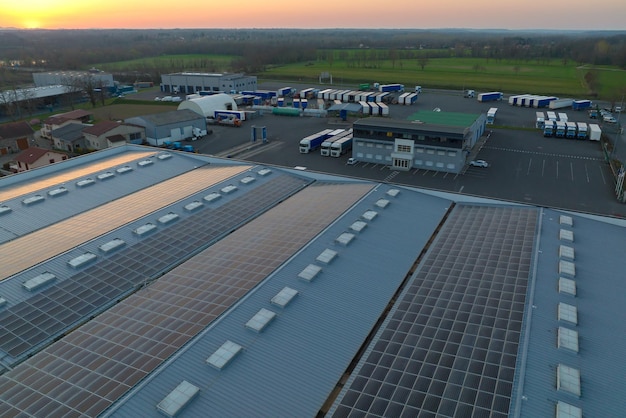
[{"x1": 173, "y1": 85, "x2": 625, "y2": 217}]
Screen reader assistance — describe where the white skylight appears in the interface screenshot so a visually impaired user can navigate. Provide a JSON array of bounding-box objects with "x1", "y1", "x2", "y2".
[
  {"x1": 76, "y1": 178, "x2": 95, "y2": 187},
  {"x1": 184, "y1": 201, "x2": 204, "y2": 212},
  {"x1": 257, "y1": 168, "x2": 272, "y2": 176},
  {"x1": 22, "y1": 195, "x2": 45, "y2": 206},
  {"x1": 336, "y1": 232, "x2": 356, "y2": 246},
  {"x1": 97, "y1": 171, "x2": 115, "y2": 181},
  {"x1": 557, "y1": 364, "x2": 581, "y2": 396},
  {"x1": 68, "y1": 252, "x2": 97, "y2": 269},
  {"x1": 156, "y1": 380, "x2": 200, "y2": 418},
  {"x1": 137, "y1": 159, "x2": 153, "y2": 167},
  {"x1": 386, "y1": 188, "x2": 400, "y2": 197},
  {"x1": 298, "y1": 264, "x2": 322, "y2": 282},
  {"x1": 134, "y1": 223, "x2": 157, "y2": 236},
  {"x1": 558, "y1": 302, "x2": 578, "y2": 325},
  {"x1": 99, "y1": 238, "x2": 126, "y2": 254},
  {"x1": 0, "y1": 205, "x2": 11, "y2": 216},
  {"x1": 375, "y1": 198, "x2": 390, "y2": 208},
  {"x1": 558, "y1": 327, "x2": 579, "y2": 352},
  {"x1": 221, "y1": 185, "x2": 238, "y2": 194},
  {"x1": 203, "y1": 192, "x2": 221, "y2": 203},
  {"x1": 116, "y1": 165, "x2": 133, "y2": 174},
  {"x1": 158, "y1": 212, "x2": 180, "y2": 225},
  {"x1": 559, "y1": 260, "x2": 576, "y2": 277},
  {"x1": 559, "y1": 215, "x2": 573, "y2": 226},
  {"x1": 558, "y1": 277, "x2": 576, "y2": 296},
  {"x1": 559, "y1": 229, "x2": 574, "y2": 242},
  {"x1": 316, "y1": 249, "x2": 338, "y2": 264},
  {"x1": 271, "y1": 287, "x2": 298, "y2": 308},
  {"x1": 23, "y1": 272, "x2": 56, "y2": 292},
  {"x1": 559, "y1": 245, "x2": 575, "y2": 260},
  {"x1": 240, "y1": 176, "x2": 256, "y2": 185},
  {"x1": 361, "y1": 210, "x2": 378, "y2": 221},
  {"x1": 157, "y1": 152, "x2": 173, "y2": 160},
  {"x1": 245, "y1": 308, "x2": 277, "y2": 332},
  {"x1": 206, "y1": 340, "x2": 243, "y2": 370},
  {"x1": 48, "y1": 186, "x2": 68, "y2": 197},
  {"x1": 556, "y1": 401, "x2": 582, "y2": 418},
  {"x1": 350, "y1": 220, "x2": 367, "y2": 233}
]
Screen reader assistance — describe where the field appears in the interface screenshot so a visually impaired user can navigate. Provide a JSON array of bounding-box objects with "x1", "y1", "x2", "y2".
[
  {"x1": 263, "y1": 56, "x2": 625, "y2": 100},
  {"x1": 95, "y1": 54, "x2": 237, "y2": 73}
]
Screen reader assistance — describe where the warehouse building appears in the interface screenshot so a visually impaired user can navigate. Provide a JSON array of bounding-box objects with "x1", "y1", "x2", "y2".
[
  {"x1": 33, "y1": 70, "x2": 114, "y2": 88},
  {"x1": 160, "y1": 72, "x2": 257, "y2": 94},
  {"x1": 125, "y1": 109, "x2": 207, "y2": 146},
  {"x1": 177, "y1": 93, "x2": 238, "y2": 118},
  {"x1": 352, "y1": 111, "x2": 486, "y2": 173},
  {"x1": 0, "y1": 145, "x2": 624, "y2": 418}
]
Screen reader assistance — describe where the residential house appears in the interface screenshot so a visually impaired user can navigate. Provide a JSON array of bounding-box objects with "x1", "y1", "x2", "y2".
[
  {"x1": 41, "y1": 109, "x2": 92, "y2": 139},
  {"x1": 82, "y1": 120, "x2": 145, "y2": 150},
  {"x1": 51, "y1": 123, "x2": 89, "y2": 153},
  {"x1": 12, "y1": 146, "x2": 67, "y2": 171},
  {"x1": 0, "y1": 121, "x2": 35, "y2": 155}
]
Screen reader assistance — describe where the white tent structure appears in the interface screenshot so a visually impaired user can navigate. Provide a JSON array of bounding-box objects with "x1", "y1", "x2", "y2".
[{"x1": 177, "y1": 94, "x2": 237, "y2": 118}]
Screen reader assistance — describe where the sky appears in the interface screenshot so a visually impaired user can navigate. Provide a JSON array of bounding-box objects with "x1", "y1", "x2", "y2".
[{"x1": 3, "y1": 0, "x2": 626, "y2": 30}]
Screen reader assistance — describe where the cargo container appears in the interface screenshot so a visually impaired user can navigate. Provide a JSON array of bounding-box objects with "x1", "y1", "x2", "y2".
[
  {"x1": 558, "y1": 113, "x2": 568, "y2": 122},
  {"x1": 543, "y1": 120, "x2": 555, "y2": 137},
  {"x1": 533, "y1": 96, "x2": 558, "y2": 108},
  {"x1": 320, "y1": 129, "x2": 349, "y2": 156},
  {"x1": 565, "y1": 122, "x2": 578, "y2": 139},
  {"x1": 368, "y1": 102, "x2": 381, "y2": 115},
  {"x1": 272, "y1": 107, "x2": 301, "y2": 117},
  {"x1": 404, "y1": 93, "x2": 418, "y2": 105},
  {"x1": 486, "y1": 108, "x2": 498, "y2": 125},
  {"x1": 588, "y1": 123, "x2": 601, "y2": 141},
  {"x1": 519, "y1": 95, "x2": 535, "y2": 107},
  {"x1": 318, "y1": 89, "x2": 333, "y2": 100},
  {"x1": 508, "y1": 94, "x2": 528, "y2": 105},
  {"x1": 576, "y1": 122, "x2": 588, "y2": 139},
  {"x1": 546, "y1": 111, "x2": 557, "y2": 121},
  {"x1": 293, "y1": 99, "x2": 301, "y2": 108},
  {"x1": 277, "y1": 87, "x2": 294, "y2": 97},
  {"x1": 378, "y1": 102, "x2": 389, "y2": 116},
  {"x1": 555, "y1": 121, "x2": 567, "y2": 138},
  {"x1": 572, "y1": 100, "x2": 592, "y2": 111},
  {"x1": 398, "y1": 92, "x2": 410, "y2": 105},
  {"x1": 375, "y1": 92, "x2": 389, "y2": 103},
  {"x1": 535, "y1": 112, "x2": 545, "y2": 129},
  {"x1": 330, "y1": 133, "x2": 354, "y2": 157},
  {"x1": 300, "y1": 88, "x2": 315, "y2": 99},
  {"x1": 549, "y1": 98, "x2": 574, "y2": 109},
  {"x1": 379, "y1": 83, "x2": 404, "y2": 93},
  {"x1": 299, "y1": 129, "x2": 334, "y2": 153},
  {"x1": 359, "y1": 101, "x2": 370, "y2": 115},
  {"x1": 477, "y1": 92, "x2": 504, "y2": 102}
]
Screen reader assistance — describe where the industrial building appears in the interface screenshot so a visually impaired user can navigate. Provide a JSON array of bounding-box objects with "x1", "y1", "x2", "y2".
[
  {"x1": 160, "y1": 72, "x2": 257, "y2": 94},
  {"x1": 352, "y1": 111, "x2": 487, "y2": 173},
  {"x1": 125, "y1": 109, "x2": 208, "y2": 146},
  {"x1": 0, "y1": 145, "x2": 624, "y2": 418},
  {"x1": 177, "y1": 93, "x2": 238, "y2": 119},
  {"x1": 33, "y1": 71, "x2": 115, "y2": 88}
]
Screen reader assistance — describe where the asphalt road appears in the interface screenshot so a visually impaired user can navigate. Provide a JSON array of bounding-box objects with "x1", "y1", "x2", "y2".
[{"x1": 164, "y1": 86, "x2": 626, "y2": 218}]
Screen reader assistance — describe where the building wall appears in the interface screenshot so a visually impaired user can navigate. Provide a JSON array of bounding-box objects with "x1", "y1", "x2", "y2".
[
  {"x1": 33, "y1": 72, "x2": 114, "y2": 88},
  {"x1": 17, "y1": 151, "x2": 67, "y2": 171},
  {"x1": 84, "y1": 125, "x2": 145, "y2": 150},
  {"x1": 160, "y1": 73, "x2": 257, "y2": 94},
  {"x1": 125, "y1": 117, "x2": 207, "y2": 146},
  {"x1": 352, "y1": 115, "x2": 486, "y2": 174}
]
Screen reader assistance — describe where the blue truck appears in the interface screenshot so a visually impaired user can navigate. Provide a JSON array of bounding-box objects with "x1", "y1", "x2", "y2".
[
  {"x1": 543, "y1": 120, "x2": 555, "y2": 137},
  {"x1": 555, "y1": 121, "x2": 567, "y2": 138},
  {"x1": 299, "y1": 129, "x2": 335, "y2": 153},
  {"x1": 477, "y1": 92, "x2": 504, "y2": 102},
  {"x1": 378, "y1": 83, "x2": 404, "y2": 93}
]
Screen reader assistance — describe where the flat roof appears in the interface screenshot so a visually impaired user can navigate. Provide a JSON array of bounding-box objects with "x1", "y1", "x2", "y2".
[{"x1": 407, "y1": 110, "x2": 481, "y2": 127}]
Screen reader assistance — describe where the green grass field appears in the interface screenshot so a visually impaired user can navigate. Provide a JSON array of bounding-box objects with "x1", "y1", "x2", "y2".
[
  {"x1": 263, "y1": 56, "x2": 625, "y2": 100},
  {"x1": 95, "y1": 54, "x2": 238, "y2": 73}
]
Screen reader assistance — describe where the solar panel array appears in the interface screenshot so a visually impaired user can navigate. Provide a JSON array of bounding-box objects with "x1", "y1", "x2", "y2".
[
  {"x1": 0, "y1": 165, "x2": 248, "y2": 281},
  {"x1": 331, "y1": 205, "x2": 538, "y2": 418},
  {"x1": 0, "y1": 182, "x2": 374, "y2": 417},
  {"x1": 0, "y1": 173, "x2": 309, "y2": 364}
]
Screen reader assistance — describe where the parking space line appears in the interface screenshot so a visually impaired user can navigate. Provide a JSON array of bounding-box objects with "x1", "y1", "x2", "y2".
[
  {"x1": 422, "y1": 170, "x2": 430, "y2": 176},
  {"x1": 541, "y1": 160, "x2": 546, "y2": 177},
  {"x1": 584, "y1": 164, "x2": 590, "y2": 183},
  {"x1": 570, "y1": 162, "x2": 575, "y2": 181},
  {"x1": 527, "y1": 159, "x2": 532, "y2": 176},
  {"x1": 600, "y1": 166, "x2": 607, "y2": 185},
  {"x1": 556, "y1": 161, "x2": 559, "y2": 179}
]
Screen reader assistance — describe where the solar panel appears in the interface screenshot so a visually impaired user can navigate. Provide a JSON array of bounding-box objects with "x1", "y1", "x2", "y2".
[
  {"x1": 330, "y1": 205, "x2": 538, "y2": 417},
  {"x1": 0, "y1": 181, "x2": 375, "y2": 417}
]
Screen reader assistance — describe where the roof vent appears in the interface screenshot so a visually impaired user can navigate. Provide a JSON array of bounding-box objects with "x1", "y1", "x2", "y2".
[
  {"x1": 99, "y1": 238, "x2": 126, "y2": 254},
  {"x1": 0, "y1": 205, "x2": 12, "y2": 216},
  {"x1": 156, "y1": 380, "x2": 200, "y2": 417},
  {"x1": 221, "y1": 185, "x2": 238, "y2": 194},
  {"x1": 23, "y1": 272, "x2": 56, "y2": 292},
  {"x1": 203, "y1": 192, "x2": 221, "y2": 203},
  {"x1": 316, "y1": 249, "x2": 338, "y2": 264},
  {"x1": 240, "y1": 176, "x2": 255, "y2": 185},
  {"x1": 206, "y1": 340, "x2": 243, "y2": 370},
  {"x1": 257, "y1": 168, "x2": 272, "y2": 176},
  {"x1": 22, "y1": 195, "x2": 45, "y2": 206},
  {"x1": 556, "y1": 364, "x2": 581, "y2": 396},
  {"x1": 361, "y1": 210, "x2": 378, "y2": 221},
  {"x1": 137, "y1": 159, "x2": 153, "y2": 167},
  {"x1": 557, "y1": 326, "x2": 579, "y2": 352},
  {"x1": 336, "y1": 232, "x2": 355, "y2": 246},
  {"x1": 558, "y1": 302, "x2": 578, "y2": 325},
  {"x1": 68, "y1": 252, "x2": 97, "y2": 269},
  {"x1": 350, "y1": 220, "x2": 367, "y2": 233},
  {"x1": 76, "y1": 178, "x2": 96, "y2": 187},
  {"x1": 375, "y1": 198, "x2": 390, "y2": 209},
  {"x1": 559, "y1": 229, "x2": 574, "y2": 242},
  {"x1": 134, "y1": 223, "x2": 157, "y2": 236},
  {"x1": 97, "y1": 171, "x2": 115, "y2": 181},
  {"x1": 48, "y1": 186, "x2": 68, "y2": 197},
  {"x1": 116, "y1": 165, "x2": 133, "y2": 174},
  {"x1": 559, "y1": 245, "x2": 575, "y2": 260},
  {"x1": 558, "y1": 277, "x2": 576, "y2": 296},
  {"x1": 184, "y1": 201, "x2": 204, "y2": 212},
  {"x1": 245, "y1": 308, "x2": 277, "y2": 332},
  {"x1": 559, "y1": 215, "x2": 573, "y2": 226},
  {"x1": 158, "y1": 212, "x2": 180, "y2": 225},
  {"x1": 298, "y1": 264, "x2": 322, "y2": 282},
  {"x1": 271, "y1": 287, "x2": 298, "y2": 308}
]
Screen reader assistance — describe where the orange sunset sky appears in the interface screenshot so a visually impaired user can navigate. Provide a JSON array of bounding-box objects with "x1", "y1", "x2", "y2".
[{"x1": 2, "y1": 0, "x2": 626, "y2": 30}]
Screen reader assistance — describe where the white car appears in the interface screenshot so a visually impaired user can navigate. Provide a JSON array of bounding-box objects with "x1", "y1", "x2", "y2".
[
  {"x1": 604, "y1": 116, "x2": 617, "y2": 124},
  {"x1": 469, "y1": 160, "x2": 489, "y2": 168},
  {"x1": 347, "y1": 158, "x2": 357, "y2": 165}
]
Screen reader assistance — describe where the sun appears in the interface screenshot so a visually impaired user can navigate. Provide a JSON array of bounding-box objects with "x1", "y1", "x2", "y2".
[{"x1": 23, "y1": 20, "x2": 41, "y2": 29}]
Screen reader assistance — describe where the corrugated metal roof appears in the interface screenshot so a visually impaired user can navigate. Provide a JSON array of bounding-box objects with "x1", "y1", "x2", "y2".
[
  {"x1": 513, "y1": 208, "x2": 626, "y2": 417},
  {"x1": 127, "y1": 109, "x2": 204, "y2": 127},
  {"x1": 105, "y1": 186, "x2": 453, "y2": 417}
]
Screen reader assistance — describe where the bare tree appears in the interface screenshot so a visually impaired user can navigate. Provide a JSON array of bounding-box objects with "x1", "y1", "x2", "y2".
[{"x1": 417, "y1": 57, "x2": 429, "y2": 71}]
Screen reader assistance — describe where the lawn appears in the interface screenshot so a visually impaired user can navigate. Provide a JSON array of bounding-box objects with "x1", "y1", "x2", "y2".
[{"x1": 95, "y1": 54, "x2": 238, "y2": 73}]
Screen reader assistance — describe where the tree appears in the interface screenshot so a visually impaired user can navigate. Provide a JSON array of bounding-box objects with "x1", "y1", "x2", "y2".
[{"x1": 417, "y1": 57, "x2": 429, "y2": 71}]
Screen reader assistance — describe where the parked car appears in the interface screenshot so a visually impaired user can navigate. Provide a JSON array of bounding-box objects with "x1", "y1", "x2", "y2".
[
  {"x1": 603, "y1": 116, "x2": 617, "y2": 124},
  {"x1": 347, "y1": 158, "x2": 357, "y2": 165},
  {"x1": 469, "y1": 160, "x2": 489, "y2": 167}
]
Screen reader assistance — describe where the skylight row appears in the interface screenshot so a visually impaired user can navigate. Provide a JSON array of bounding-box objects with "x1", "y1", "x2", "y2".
[
  {"x1": 556, "y1": 401, "x2": 582, "y2": 418},
  {"x1": 557, "y1": 326, "x2": 579, "y2": 352},
  {"x1": 23, "y1": 272, "x2": 56, "y2": 292},
  {"x1": 556, "y1": 363, "x2": 581, "y2": 396},
  {"x1": 156, "y1": 380, "x2": 200, "y2": 417},
  {"x1": 245, "y1": 308, "x2": 277, "y2": 332},
  {"x1": 206, "y1": 340, "x2": 243, "y2": 370},
  {"x1": 558, "y1": 303, "x2": 578, "y2": 325},
  {"x1": 67, "y1": 252, "x2": 97, "y2": 269}
]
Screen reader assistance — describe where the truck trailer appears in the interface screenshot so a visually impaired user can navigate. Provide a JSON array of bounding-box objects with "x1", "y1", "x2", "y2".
[
  {"x1": 535, "y1": 112, "x2": 545, "y2": 129},
  {"x1": 576, "y1": 122, "x2": 588, "y2": 139},
  {"x1": 330, "y1": 134, "x2": 354, "y2": 157},
  {"x1": 478, "y1": 92, "x2": 504, "y2": 102},
  {"x1": 277, "y1": 87, "x2": 294, "y2": 97},
  {"x1": 588, "y1": 124, "x2": 601, "y2": 141},
  {"x1": 486, "y1": 108, "x2": 498, "y2": 125},
  {"x1": 378, "y1": 83, "x2": 404, "y2": 93},
  {"x1": 508, "y1": 94, "x2": 529, "y2": 105},
  {"x1": 403, "y1": 93, "x2": 418, "y2": 105},
  {"x1": 572, "y1": 100, "x2": 592, "y2": 111},
  {"x1": 299, "y1": 129, "x2": 335, "y2": 153},
  {"x1": 320, "y1": 129, "x2": 349, "y2": 156},
  {"x1": 549, "y1": 98, "x2": 574, "y2": 109}
]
